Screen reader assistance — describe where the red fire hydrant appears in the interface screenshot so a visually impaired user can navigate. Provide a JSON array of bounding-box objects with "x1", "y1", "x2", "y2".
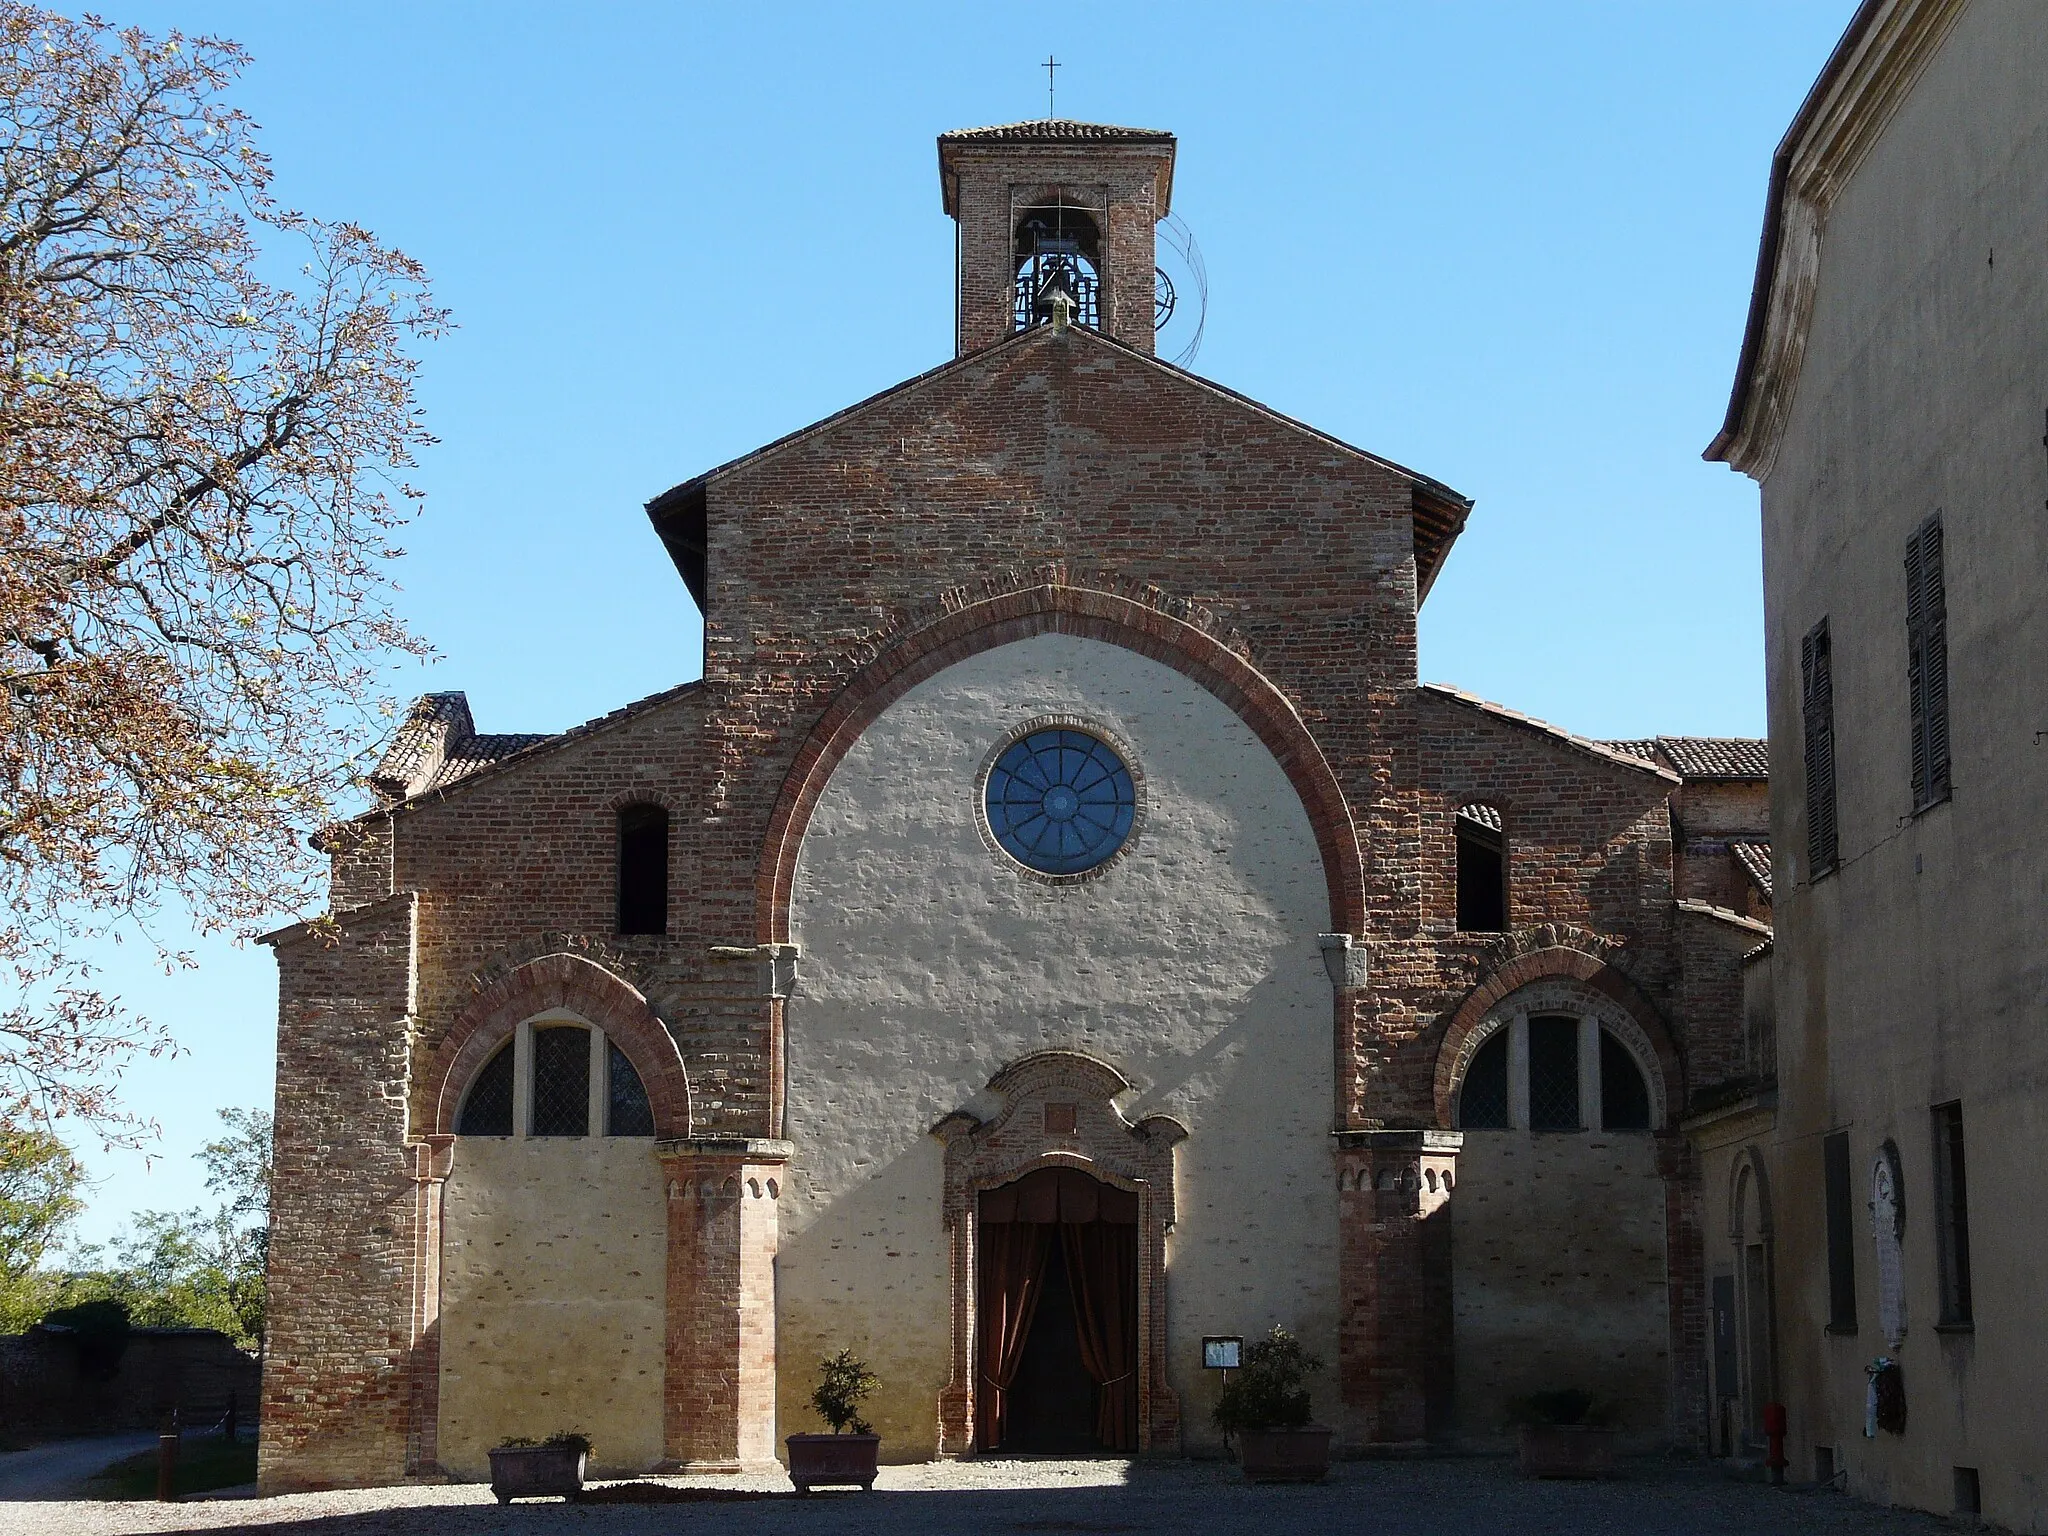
[{"x1": 1763, "y1": 1401, "x2": 1788, "y2": 1485}]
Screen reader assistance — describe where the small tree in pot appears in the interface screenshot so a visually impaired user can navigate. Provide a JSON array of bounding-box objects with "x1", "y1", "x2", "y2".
[
  {"x1": 1214, "y1": 1326, "x2": 1332, "y2": 1482},
  {"x1": 1506, "y1": 1389, "x2": 1620, "y2": 1478},
  {"x1": 786, "y1": 1349, "x2": 880, "y2": 1493}
]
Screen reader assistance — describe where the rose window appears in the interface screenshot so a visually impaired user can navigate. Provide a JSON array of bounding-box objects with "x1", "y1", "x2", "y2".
[{"x1": 985, "y1": 728, "x2": 1136, "y2": 876}]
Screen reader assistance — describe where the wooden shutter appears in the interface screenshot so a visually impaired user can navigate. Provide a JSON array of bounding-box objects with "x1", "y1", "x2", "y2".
[
  {"x1": 1921, "y1": 518, "x2": 1950, "y2": 802},
  {"x1": 1801, "y1": 619, "x2": 1838, "y2": 872},
  {"x1": 1906, "y1": 515, "x2": 1951, "y2": 809}
]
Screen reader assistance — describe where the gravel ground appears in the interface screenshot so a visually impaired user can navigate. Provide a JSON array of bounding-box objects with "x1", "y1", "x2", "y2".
[{"x1": 1, "y1": 1455, "x2": 1963, "y2": 1536}]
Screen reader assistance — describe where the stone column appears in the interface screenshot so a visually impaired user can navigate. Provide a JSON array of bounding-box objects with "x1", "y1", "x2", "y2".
[
  {"x1": 657, "y1": 1138, "x2": 793, "y2": 1471},
  {"x1": 1333, "y1": 1128, "x2": 1462, "y2": 1453}
]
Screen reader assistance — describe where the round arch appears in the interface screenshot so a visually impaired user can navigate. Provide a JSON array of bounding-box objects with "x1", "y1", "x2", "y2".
[
  {"x1": 1730, "y1": 1147, "x2": 1773, "y2": 1242},
  {"x1": 422, "y1": 952, "x2": 691, "y2": 1138},
  {"x1": 1432, "y1": 944, "x2": 1682, "y2": 1128},
  {"x1": 755, "y1": 580, "x2": 1363, "y2": 944}
]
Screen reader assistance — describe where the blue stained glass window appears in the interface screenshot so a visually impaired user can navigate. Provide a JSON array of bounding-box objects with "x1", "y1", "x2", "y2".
[{"x1": 986, "y1": 728, "x2": 1136, "y2": 876}]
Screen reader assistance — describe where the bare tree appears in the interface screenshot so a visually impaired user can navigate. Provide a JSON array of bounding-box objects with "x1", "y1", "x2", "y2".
[{"x1": 0, "y1": 6, "x2": 443, "y2": 1141}]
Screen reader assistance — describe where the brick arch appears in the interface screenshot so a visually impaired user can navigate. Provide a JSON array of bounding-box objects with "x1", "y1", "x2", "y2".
[
  {"x1": 755, "y1": 580, "x2": 1364, "y2": 943},
  {"x1": 607, "y1": 786, "x2": 680, "y2": 814},
  {"x1": 1431, "y1": 944, "x2": 1682, "y2": 1128},
  {"x1": 422, "y1": 952, "x2": 690, "y2": 1137}
]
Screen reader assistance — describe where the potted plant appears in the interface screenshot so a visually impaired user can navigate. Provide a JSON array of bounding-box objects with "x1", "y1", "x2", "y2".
[
  {"x1": 1213, "y1": 1326, "x2": 1332, "y2": 1483},
  {"x1": 487, "y1": 1431, "x2": 590, "y2": 1503},
  {"x1": 786, "y1": 1348, "x2": 880, "y2": 1494},
  {"x1": 1506, "y1": 1390, "x2": 1619, "y2": 1478}
]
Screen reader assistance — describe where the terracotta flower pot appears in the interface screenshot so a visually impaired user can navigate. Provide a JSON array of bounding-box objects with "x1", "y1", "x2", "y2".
[
  {"x1": 1517, "y1": 1423, "x2": 1617, "y2": 1479},
  {"x1": 1237, "y1": 1425, "x2": 1333, "y2": 1483},
  {"x1": 487, "y1": 1444, "x2": 586, "y2": 1503},
  {"x1": 786, "y1": 1432, "x2": 880, "y2": 1493}
]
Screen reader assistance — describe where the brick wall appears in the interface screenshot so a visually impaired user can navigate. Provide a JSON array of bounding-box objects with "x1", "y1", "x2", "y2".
[{"x1": 260, "y1": 893, "x2": 420, "y2": 1490}]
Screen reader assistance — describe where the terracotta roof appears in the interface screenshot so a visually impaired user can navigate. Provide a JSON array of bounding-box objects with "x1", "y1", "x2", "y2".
[
  {"x1": 938, "y1": 119, "x2": 1174, "y2": 143},
  {"x1": 363, "y1": 680, "x2": 705, "y2": 816},
  {"x1": 1604, "y1": 739, "x2": 1660, "y2": 762},
  {"x1": 430, "y1": 733, "x2": 552, "y2": 791},
  {"x1": 1654, "y1": 737, "x2": 1770, "y2": 780},
  {"x1": 1733, "y1": 840, "x2": 1774, "y2": 902},
  {"x1": 1456, "y1": 802, "x2": 1503, "y2": 833},
  {"x1": 1421, "y1": 685, "x2": 1680, "y2": 782},
  {"x1": 1598, "y1": 736, "x2": 1770, "y2": 780}
]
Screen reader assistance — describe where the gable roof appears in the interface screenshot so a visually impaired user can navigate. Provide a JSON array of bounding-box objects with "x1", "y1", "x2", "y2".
[
  {"x1": 646, "y1": 322, "x2": 1474, "y2": 612},
  {"x1": 363, "y1": 680, "x2": 703, "y2": 815},
  {"x1": 1706, "y1": 0, "x2": 1967, "y2": 477},
  {"x1": 1601, "y1": 736, "x2": 1769, "y2": 781},
  {"x1": 1421, "y1": 684, "x2": 1679, "y2": 782}
]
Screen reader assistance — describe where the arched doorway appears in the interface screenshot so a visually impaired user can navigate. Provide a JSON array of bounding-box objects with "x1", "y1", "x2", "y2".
[
  {"x1": 976, "y1": 1166, "x2": 1139, "y2": 1454},
  {"x1": 1732, "y1": 1154, "x2": 1777, "y2": 1450}
]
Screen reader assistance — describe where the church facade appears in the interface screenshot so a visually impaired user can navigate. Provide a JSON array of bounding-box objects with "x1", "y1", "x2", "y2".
[{"x1": 257, "y1": 121, "x2": 1770, "y2": 1490}]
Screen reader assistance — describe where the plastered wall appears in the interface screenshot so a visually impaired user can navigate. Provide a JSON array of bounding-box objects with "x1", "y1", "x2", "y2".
[
  {"x1": 1758, "y1": 1, "x2": 2048, "y2": 1525},
  {"x1": 1450, "y1": 1130, "x2": 1670, "y2": 1447},
  {"x1": 784, "y1": 632, "x2": 1336, "y2": 1457},
  {"x1": 438, "y1": 1137, "x2": 667, "y2": 1477}
]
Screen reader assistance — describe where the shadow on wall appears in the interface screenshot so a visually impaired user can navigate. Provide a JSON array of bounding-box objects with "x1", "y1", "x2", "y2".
[
  {"x1": 776, "y1": 1136, "x2": 954, "y2": 1462},
  {"x1": 1450, "y1": 1130, "x2": 1670, "y2": 1450}
]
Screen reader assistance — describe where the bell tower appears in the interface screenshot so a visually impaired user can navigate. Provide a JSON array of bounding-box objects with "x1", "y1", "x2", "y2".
[{"x1": 938, "y1": 120, "x2": 1176, "y2": 357}]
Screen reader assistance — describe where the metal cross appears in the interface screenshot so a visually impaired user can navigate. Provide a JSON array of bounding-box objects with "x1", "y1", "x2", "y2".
[{"x1": 1044, "y1": 55, "x2": 1059, "y2": 119}]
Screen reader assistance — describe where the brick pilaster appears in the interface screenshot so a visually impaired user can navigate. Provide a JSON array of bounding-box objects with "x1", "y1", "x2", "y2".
[
  {"x1": 1334, "y1": 1129, "x2": 1462, "y2": 1452},
  {"x1": 658, "y1": 1139, "x2": 791, "y2": 1470}
]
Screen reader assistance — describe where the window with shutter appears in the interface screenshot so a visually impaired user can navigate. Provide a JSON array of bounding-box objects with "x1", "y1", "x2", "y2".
[
  {"x1": 1906, "y1": 515, "x2": 1951, "y2": 811},
  {"x1": 1801, "y1": 619, "x2": 1839, "y2": 875}
]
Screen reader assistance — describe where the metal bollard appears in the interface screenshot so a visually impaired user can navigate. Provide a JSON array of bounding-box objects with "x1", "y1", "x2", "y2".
[{"x1": 157, "y1": 1407, "x2": 181, "y2": 1502}]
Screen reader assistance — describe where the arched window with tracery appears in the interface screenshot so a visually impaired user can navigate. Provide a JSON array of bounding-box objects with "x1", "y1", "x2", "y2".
[
  {"x1": 1454, "y1": 1011, "x2": 1657, "y2": 1132},
  {"x1": 454, "y1": 1017, "x2": 655, "y2": 1138}
]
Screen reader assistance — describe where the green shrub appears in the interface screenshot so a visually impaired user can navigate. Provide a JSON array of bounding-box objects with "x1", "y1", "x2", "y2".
[
  {"x1": 811, "y1": 1348, "x2": 878, "y2": 1435},
  {"x1": 1212, "y1": 1325, "x2": 1323, "y2": 1434}
]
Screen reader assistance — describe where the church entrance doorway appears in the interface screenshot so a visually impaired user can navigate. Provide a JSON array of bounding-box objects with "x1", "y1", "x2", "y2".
[{"x1": 975, "y1": 1167, "x2": 1139, "y2": 1455}]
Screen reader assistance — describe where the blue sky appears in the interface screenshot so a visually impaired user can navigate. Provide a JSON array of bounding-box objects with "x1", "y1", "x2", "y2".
[{"x1": 69, "y1": 1, "x2": 1854, "y2": 1243}]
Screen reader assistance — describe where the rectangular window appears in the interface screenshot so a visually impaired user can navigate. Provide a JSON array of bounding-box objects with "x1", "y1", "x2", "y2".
[
  {"x1": 1801, "y1": 619, "x2": 1839, "y2": 875},
  {"x1": 1905, "y1": 515, "x2": 1951, "y2": 811},
  {"x1": 1823, "y1": 1131, "x2": 1857, "y2": 1331},
  {"x1": 1932, "y1": 1101, "x2": 1973, "y2": 1326},
  {"x1": 1527, "y1": 1015, "x2": 1580, "y2": 1131}
]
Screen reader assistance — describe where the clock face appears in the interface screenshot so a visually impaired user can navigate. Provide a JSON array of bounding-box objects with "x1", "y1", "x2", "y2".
[{"x1": 985, "y1": 728, "x2": 1136, "y2": 876}]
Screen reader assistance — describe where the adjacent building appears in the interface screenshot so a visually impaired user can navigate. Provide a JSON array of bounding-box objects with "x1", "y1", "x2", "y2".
[{"x1": 1708, "y1": 0, "x2": 2047, "y2": 1527}]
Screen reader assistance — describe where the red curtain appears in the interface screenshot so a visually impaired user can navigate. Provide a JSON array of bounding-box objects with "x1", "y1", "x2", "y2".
[
  {"x1": 1062, "y1": 1219, "x2": 1140, "y2": 1450},
  {"x1": 974, "y1": 1217, "x2": 1053, "y2": 1451},
  {"x1": 979, "y1": 1168, "x2": 1141, "y2": 1453}
]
